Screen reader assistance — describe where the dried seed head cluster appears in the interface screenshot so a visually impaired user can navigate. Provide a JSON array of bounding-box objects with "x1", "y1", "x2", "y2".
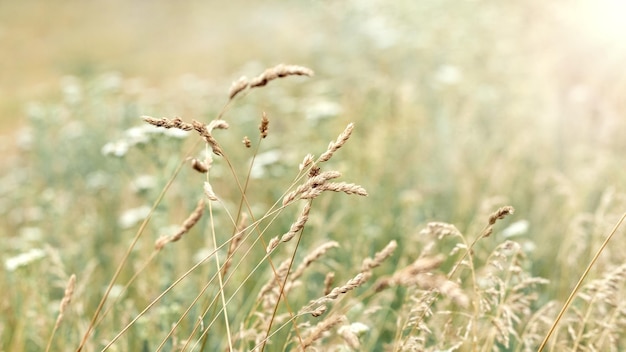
[
  {"x1": 142, "y1": 115, "x2": 229, "y2": 156},
  {"x1": 228, "y1": 64, "x2": 314, "y2": 100},
  {"x1": 484, "y1": 205, "x2": 515, "y2": 238},
  {"x1": 282, "y1": 169, "x2": 367, "y2": 206}
]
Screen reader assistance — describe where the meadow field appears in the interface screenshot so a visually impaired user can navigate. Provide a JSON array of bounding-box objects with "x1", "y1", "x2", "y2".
[{"x1": 2, "y1": 0, "x2": 626, "y2": 351}]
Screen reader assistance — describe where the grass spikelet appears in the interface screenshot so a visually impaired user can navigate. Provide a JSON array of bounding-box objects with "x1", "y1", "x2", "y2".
[
  {"x1": 155, "y1": 199, "x2": 205, "y2": 250},
  {"x1": 373, "y1": 255, "x2": 446, "y2": 292},
  {"x1": 283, "y1": 171, "x2": 343, "y2": 206},
  {"x1": 323, "y1": 272, "x2": 335, "y2": 296},
  {"x1": 259, "y1": 112, "x2": 269, "y2": 138},
  {"x1": 305, "y1": 273, "x2": 367, "y2": 311},
  {"x1": 242, "y1": 136, "x2": 251, "y2": 148},
  {"x1": 291, "y1": 241, "x2": 340, "y2": 281},
  {"x1": 250, "y1": 64, "x2": 314, "y2": 89},
  {"x1": 360, "y1": 240, "x2": 398, "y2": 281},
  {"x1": 190, "y1": 158, "x2": 209, "y2": 173},
  {"x1": 222, "y1": 213, "x2": 248, "y2": 277},
  {"x1": 192, "y1": 120, "x2": 224, "y2": 156},
  {"x1": 319, "y1": 123, "x2": 354, "y2": 162},
  {"x1": 141, "y1": 116, "x2": 194, "y2": 131},
  {"x1": 207, "y1": 119, "x2": 229, "y2": 131},
  {"x1": 203, "y1": 182, "x2": 218, "y2": 201},
  {"x1": 299, "y1": 154, "x2": 314, "y2": 171},
  {"x1": 483, "y1": 205, "x2": 515, "y2": 238},
  {"x1": 258, "y1": 259, "x2": 292, "y2": 308},
  {"x1": 228, "y1": 76, "x2": 249, "y2": 100},
  {"x1": 310, "y1": 182, "x2": 368, "y2": 197},
  {"x1": 280, "y1": 202, "x2": 312, "y2": 243},
  {"x1": 300, "y1": 315, "x2": 345, "y2": 351},
  {"x1": 46, "y1": 274, "x2": 77, "y2": 352}
]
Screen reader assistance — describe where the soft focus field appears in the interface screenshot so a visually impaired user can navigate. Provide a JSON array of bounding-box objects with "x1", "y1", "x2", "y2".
[{"x1": 2, "y1": 1, "x2": 626, "y2": 351}]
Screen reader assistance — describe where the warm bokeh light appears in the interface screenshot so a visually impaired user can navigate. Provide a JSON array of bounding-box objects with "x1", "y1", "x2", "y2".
[{"x1": 575, "y1": 0, "x2": 626, "y2": 51}]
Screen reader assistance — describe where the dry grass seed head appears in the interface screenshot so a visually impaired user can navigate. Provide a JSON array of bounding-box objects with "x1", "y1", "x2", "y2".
[
  {"x1": 203, "y1": 182, "x2": 218, "y2": 201},
  {"x1": 300, "y1": 154, "x2": 315, "y2": 172},
  {"x1": 291, "y1": 241, "x2": 339, "y2": 281},
  {"x1": 155, "y1": 199, "x2": 205, "y2": 250},
  {"x1": 420, "y1": 222, "x2": 463, "y2": 239},
  {"x1": 319, "y1": 123, "x2": 355, "y2": 163},
  {"x1": 361, "y1": 240, "x2": 398, "y2": 276},
  {"x1": 207, "y1": 119, "x2": 229, "y2": 132},
  {"x1": 489, "y1": 205, "x2": 515, "y2": 225},
  {"x1": 228, "y1": 76, "x2": 249, "y2": 100},
  {"x1": 280, "y1": 202, "x2": 313, "y2": 244},
  {"x1": 242, "y1": 136, "x2": 251, "y2": 148},
  {"x1": 323, "y1": 272, "x2": 335, "y2": 296},
  {"x1": 54, "y1": 274, "x2": 77, "y2": 328},
  {"x1": 141, "y1": 116, "x2": 194, "y2": 131},
  {"x1": 222, "y1": 213, "x2": 248, "y2": 277},
  {"x1": 192, "y1": 120, "x2": 224, "y2": 156},
  {"x1": 300, "y1": 315, "x2": 346, "y2": 351},
  {"x1": 259, "y1": 112, "x2": 269, "y2": 138},
  {"x1": 190, "y1": 158, "x2": 209, "y2": 173},
  {"x1": 283, "y1": 171, "x2": 342, "y2": 206},
  {"x1": 250, "y1": 64, "x2": 314, "y2": 89}
]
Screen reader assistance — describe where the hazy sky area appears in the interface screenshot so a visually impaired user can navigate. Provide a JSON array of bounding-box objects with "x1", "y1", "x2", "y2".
[{"x1": 1, "y1": 0, "x2": 625, "y2": 133}]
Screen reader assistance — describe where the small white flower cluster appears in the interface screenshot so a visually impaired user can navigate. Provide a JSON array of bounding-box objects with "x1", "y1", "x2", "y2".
[
  {"x1": 101, "y1": 124, "x2": 189, "y2": 157},
  {"x1": 118, "y1": 205, "x2": 152, "y2": 229},
  {"x1": 250, "y1": 149, "x2": 282, "y2": 179},
  {"x1": 5, "y1": 248, "x2": 46, "y2": 271}
]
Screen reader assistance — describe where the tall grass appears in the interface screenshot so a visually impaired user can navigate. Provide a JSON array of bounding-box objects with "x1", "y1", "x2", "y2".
[{"x1": 3, "y1": 1, "x2": 626, "y2": 351}]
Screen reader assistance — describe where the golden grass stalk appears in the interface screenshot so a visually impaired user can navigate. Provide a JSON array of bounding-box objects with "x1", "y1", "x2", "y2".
[
  {"x1": 46, "y1": 274, "x2": 76, "y2": 352},
  {"x1": 155, "y1": 199, "x2": 205, "y2": 250},
  {"x1": 538, "y1": 212, "x2": 626, "y2": 352}
]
